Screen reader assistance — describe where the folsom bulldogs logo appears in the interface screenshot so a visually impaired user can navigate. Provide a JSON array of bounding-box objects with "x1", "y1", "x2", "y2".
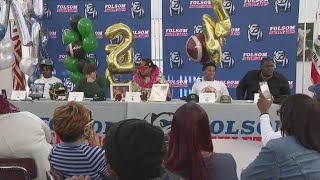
[
  {"x1": 95, "y1": 31, "x2": 104, "y2": 39},
  {"x1": 224, "y1": 0, "x2": 236, "y2": 15},
  {"x1": 85, "y1": 3, "x2": 98, "y2": 19},
  {"x1": 48, "y1": 31, "x2": 57, "y2": 39},
  {"x1": 269, "y1": 25, "x2": 295, "y2": 35},
  {"x1": 219, "y1": 80, "x2": 239, "y2": 88},
  {"x1": 57, "y1": 5, "x2": 78, "y2": 13},
  {"x1": 273, "y1": 50, "x2": 289, "y2": 68},
  {"x1": 231, "y1": 27, "x2": 241, "y2": 36},
  {"x1": 110, "y1": 35, "x2": 123, "y2": 44},
  {"x1": 242, "y1": 52, "x2": 268, "y2": 60},
  {"x1": 104, "y1": 4, "x2": 126, "y2": 12},
  {"x1": 243, "y1": 0, "x2": 269, "y2": 7},
  {"x1": 44, "y1": 3, "x2": 52, "y2": 19},
  {"x1": 131, "y1": 1, "x2": 145, "y2": 19},
  {"x1": 134, "y1": 52, "x2": 142, "y2": 64},
  {"x1": 170, "y1": 0, "x2": 184, "y2": 16},
  {"x1": 189, "y1": 0, "x2": 211, "y2": 8},
  {"x1": 194, "y1": 25, "x2": 203, "y2": 34},
  {"x1": 132, "y1": 30, "x2": 149, "y2": 38},
  {"x1": 165, "y1": 28, "x2": 188, "y2": 36},
  {"x1": 220, "y1": 51, "x2": 235, "y2": 69},
  {"x1": 275, "y1": 0, "x2": 291, "y2": 13},
  {"x1": 58, "y1": 55, "x2": 67, "y2": 62},
  {"x1": 170, "y1": 51, "x2": 183, "y2": 69},
  {"x1": 247, "y1": 24, "x2": 263, "y2": 42}
]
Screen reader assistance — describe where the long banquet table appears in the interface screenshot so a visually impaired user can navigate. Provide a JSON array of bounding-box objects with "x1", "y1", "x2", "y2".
[{"x1": 11, "y1": 99, "x2": 280, "y2": 144}]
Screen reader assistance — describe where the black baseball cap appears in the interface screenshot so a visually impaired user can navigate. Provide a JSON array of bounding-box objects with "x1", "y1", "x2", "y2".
[{"x1": 186, "y1": 93, "x2": 199, "y2": 103}]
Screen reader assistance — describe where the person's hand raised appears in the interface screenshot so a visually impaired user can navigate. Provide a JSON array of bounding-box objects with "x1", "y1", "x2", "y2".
[{"x1": 257, "y1": 91, "x2": 274, "y2": 114}]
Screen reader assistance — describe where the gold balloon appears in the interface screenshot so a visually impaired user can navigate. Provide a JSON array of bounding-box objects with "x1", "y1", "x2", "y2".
[
  {"x1": 104, "y1": 23, "x2": 135, "y2": 84},
  {"x1": 202, "y1": 0, "x2": 232, "y2": 65}
]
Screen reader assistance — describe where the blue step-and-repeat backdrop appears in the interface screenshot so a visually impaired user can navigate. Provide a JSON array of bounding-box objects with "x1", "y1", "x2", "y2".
[
  {"x1": 42, "y1": 0, "x2": 151, "y2": 93},
  {"x1": 162, "y1": 0, "x2": 299, "y2": 98}
]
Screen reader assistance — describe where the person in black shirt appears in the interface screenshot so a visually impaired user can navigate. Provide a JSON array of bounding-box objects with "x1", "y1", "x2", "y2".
[{"x1": 236, "y1": 57, "x2": 290, "y2": 104}]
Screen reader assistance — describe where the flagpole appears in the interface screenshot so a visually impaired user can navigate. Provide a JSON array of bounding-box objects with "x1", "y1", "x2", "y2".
[{"x1": 302, "y1": 0, "x2": 308, "y2": 93}]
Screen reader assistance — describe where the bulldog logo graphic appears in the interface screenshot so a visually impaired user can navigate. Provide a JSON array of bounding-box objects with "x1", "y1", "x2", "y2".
[
  {"x1": 170, "y1": 51, "x2": 183, "y2": 69},
  {"x1": 248, "y1": 24, "x2": 263, "y2": 42},
  {"x1": 85, "y1": 3, "x2": 98, "y2": 19},
  {"x1": 169, "y1": 0, "x2": 184, "y2": 17},
  {"x1": 220, "y1": 51, "x2": 235, "y2": 69},
  {"x1": 134, "y1": 52, "x2": 142, "y2": 64},
  {"x1": 43, "y1": 3, "x2": 52, "y2": 19},
  {"x1": 224, "y1": 0, "x2": 235, "y2": 16},
  {"x1": 275, "y1": 0, "x2": 291, "y2": 13},
  {"x1": 61, "y1": 28, "x2": 70, "y2": 44},
  {"x1": 273, "y1": 50, "x2": 289, "y2": 68},
  {"x1": 194, "y1": 25, "x2": 203, "y2": 34},
  {"x1": 131, "y1": 1, "x2": 145, "y2": 19}
]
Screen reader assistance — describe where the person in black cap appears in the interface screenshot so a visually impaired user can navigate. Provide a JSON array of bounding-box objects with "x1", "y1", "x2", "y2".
[
  {"x1": 236, "y1": 57, "x2": 290, "y2": 104},
  {"x1": 104, "y1": 119, "x2": 183, "y2": 180},
  {"x1": 132, "y1": 58, "x2": 171, "y2": 100},
  {"x1": 34, "y1": 59, "x2": 62, "y2": 98},
  {"x1": 191, "y1": 62, "x2": 230, "y2": 102}
]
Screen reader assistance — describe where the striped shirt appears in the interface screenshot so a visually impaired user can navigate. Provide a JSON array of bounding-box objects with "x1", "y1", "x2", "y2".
[{"x1": 48, "y1": 141, "x2": 108, "y2": 180}]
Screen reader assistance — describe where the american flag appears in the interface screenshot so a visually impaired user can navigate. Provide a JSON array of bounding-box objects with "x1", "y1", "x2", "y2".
[{"x1": 11, "y1": 23, "x2": 26, "y2": 90}]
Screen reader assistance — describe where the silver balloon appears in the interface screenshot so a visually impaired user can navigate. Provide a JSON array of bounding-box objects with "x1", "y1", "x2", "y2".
[
  {"x1": 11, "y1": 0, "x2": 32, "y2": 46},
  {"x1": 31, "y1": 20, "x2": 40, "y2": 65},
  {"x1": 0, "y1": 0, "x2": 11, "y2": 33},
  {"x1": 20, "y1": 58, "x2": 36, "y2": 75},
  {"x1": 32, "y1": 0, "x2": 43, "y2": 19},
  {"x1": 0, "y1": 36, "x2": 14, "y2": 53},
  {"x1": 0, "y1": 53, "x2": 14, "y2": 70}
]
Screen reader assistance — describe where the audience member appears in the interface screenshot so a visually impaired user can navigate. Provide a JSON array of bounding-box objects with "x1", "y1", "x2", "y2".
[
  {"x1": 242, "y1": 94, "x2": 320, "y2": 179},
  {"x1": 236, "y1": 57, "x2": 290, "y2": 104},
  {"x1": 49, "y1": 101, "x2": 108, "y2": 180},
  {"x1": 104, "y1": 119, "x2": 183, "y2": 180},
  {"x1": 132, "y1": 58, "x2": 171, "y2": 100},
  {"x1": 74, "y1": 64, "x2": 108, "y2": 99},
  {"x1": 165, "y1": 103, "x2": 238, "y2": 180},
  {"x1": 258, "y1": 83, "x2": 320, "y2": 146},
  {"x1": 0, "y1": 95, "x2": 52, "y2": 180},
  {"x1": 191, "y1": 62, "x2": 230, "y2": 102},
  {"x1": 34, "y1": 59, "x2": 62, "y2": 98}
]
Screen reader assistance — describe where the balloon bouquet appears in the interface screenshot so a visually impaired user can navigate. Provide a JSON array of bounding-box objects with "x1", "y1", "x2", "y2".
[
  {"x1": 0, "y1": 0, "x2": 44, "y2": 83},
  {"x1": 186, "y1": 0, "x2": 231, "y2": 66},
  {"x1": 63, "y1": 14, "x2": 98, "y2": 84}
]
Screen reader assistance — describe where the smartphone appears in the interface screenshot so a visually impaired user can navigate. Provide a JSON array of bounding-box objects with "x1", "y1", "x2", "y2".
[{"x1": 259, "y1": 82, "x2": 272, "y2": 99}]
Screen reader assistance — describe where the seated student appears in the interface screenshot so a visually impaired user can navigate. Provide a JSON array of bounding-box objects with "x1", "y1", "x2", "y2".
[
  {"x1": 241, "y1": 94, "x2": 320, "y2": 179},
  {"x1": 34, "y1": 59, "x2": 62, "y2": 98},
  {"x1": 49, "y1": 101, "x2": 108, "y2": 180},
  {"x1": 191, "y1": 62, "x2": 230, "y2": 102},
  {"x1": 309, "y1": 82, "x2": 320, "y2": 101},
  {"x1": 132, "y1": 58, "x2": 171, "y2": 100},
  {"x1": 0, "y1": 95, "x2": 52, "y2": 180},
  {"x1": 236, "y1": 57, "x2": 290, "y2": 104},
  {"x1": 73, "y1": 64, "x2": 108, "y2": 98},
  {"x1": 165, "y1": 102, "x2": 238, "y2": 180},
  {"x1": 104, "y1": 119, "x2": 183, "y2": 180}
]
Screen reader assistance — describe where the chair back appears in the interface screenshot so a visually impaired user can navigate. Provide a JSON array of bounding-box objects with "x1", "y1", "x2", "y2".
[{"x1": 0, "y1": 158, "x2": 37, "y2": 180}]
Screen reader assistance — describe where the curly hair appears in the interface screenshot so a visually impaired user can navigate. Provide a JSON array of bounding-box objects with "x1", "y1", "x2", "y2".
[{"x1": 53, "y1": 101, "x2": 90, "y2": 142}]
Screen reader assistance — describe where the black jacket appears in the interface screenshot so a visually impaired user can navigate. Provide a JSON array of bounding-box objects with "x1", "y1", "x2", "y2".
[{"x1": 236, "y1": 70, "x2": 290, "y2": 104}]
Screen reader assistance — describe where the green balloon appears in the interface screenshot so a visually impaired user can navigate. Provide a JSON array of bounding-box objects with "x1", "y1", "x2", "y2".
[
  {"x1": 77, "y1": 18, "x2": 93, "y2": 38},
  {"x1": 64, "y1": 56, "x2": 78, "y2": 72},
  {"x1": 82, "y1": 36, "x2": 98, "y2": 53},
  {"x1": 63, "y1": 30, "x2": 80, "y2": 45},
  {"x1": 70, "y1": 71, "x2": 85, "y2": 84}
]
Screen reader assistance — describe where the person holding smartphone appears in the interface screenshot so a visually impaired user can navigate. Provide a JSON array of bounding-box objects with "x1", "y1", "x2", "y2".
[
  {"x1": 236, "y1": 57, "x2": 290, "y2": 104},
  {"x1": 49, "y1": 101, "x2": 108, "y2": 180}
]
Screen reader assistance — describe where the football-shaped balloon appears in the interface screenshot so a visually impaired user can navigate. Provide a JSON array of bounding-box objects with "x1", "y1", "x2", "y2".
[
  {"x1": 186, "y1": 34, "x2": 209, "y2": 64},
  {"x1": 66, "y1": 41, "x2": 85, "y2": 58}
]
